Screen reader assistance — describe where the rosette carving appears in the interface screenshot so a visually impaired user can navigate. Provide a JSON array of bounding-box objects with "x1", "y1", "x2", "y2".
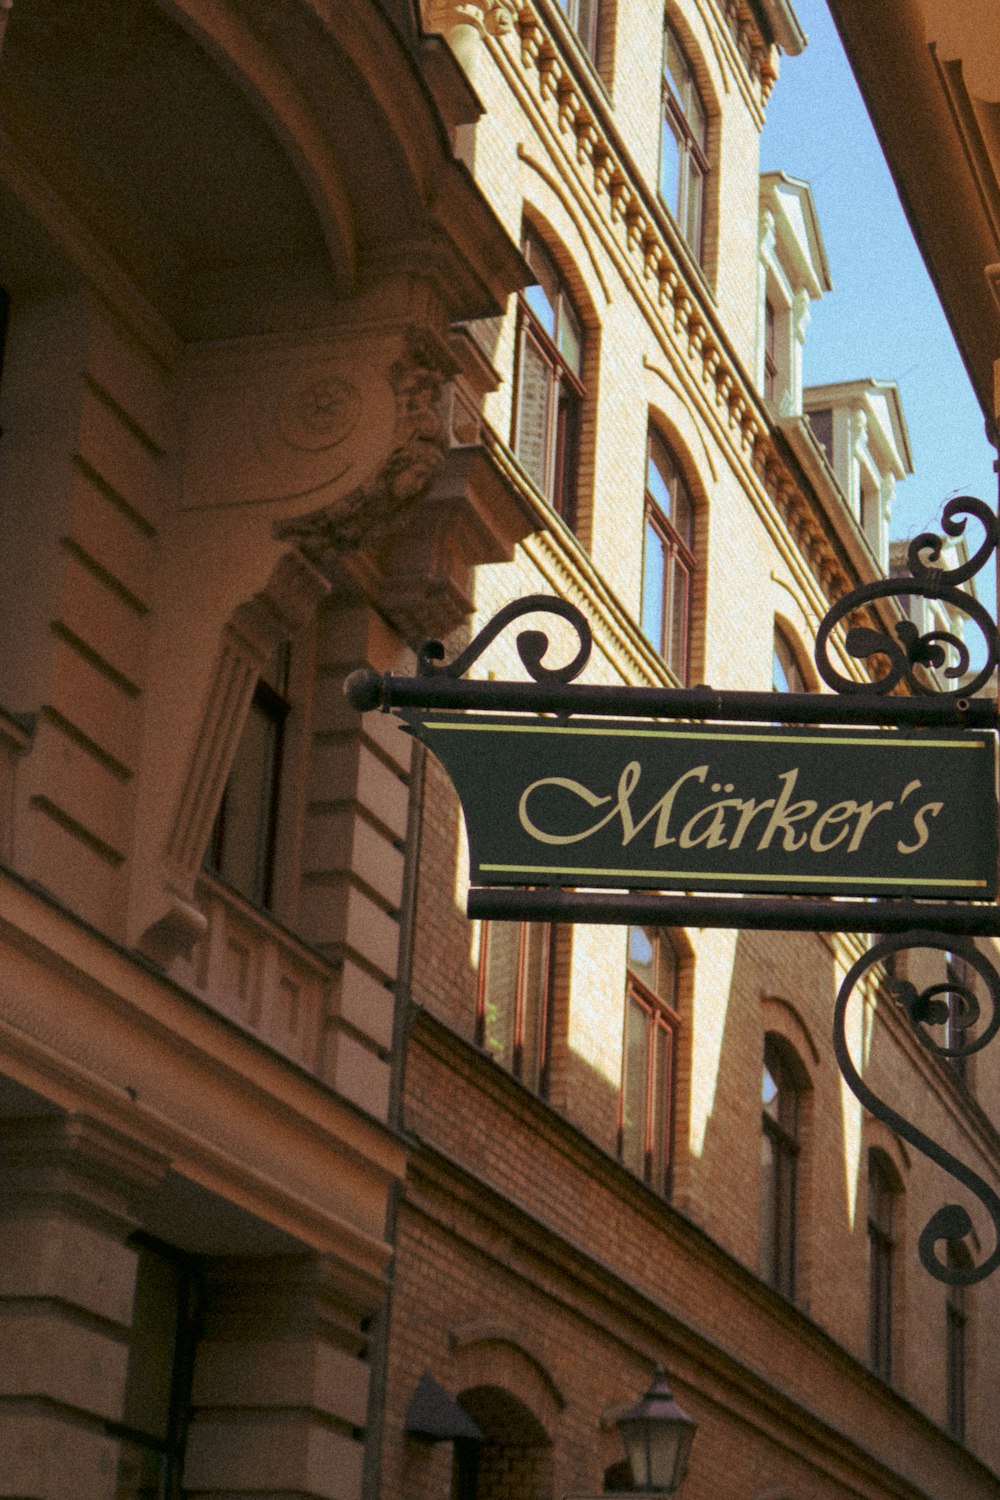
[{"x1": 275, "y1": 330, "x2": 455, "y2": 564}]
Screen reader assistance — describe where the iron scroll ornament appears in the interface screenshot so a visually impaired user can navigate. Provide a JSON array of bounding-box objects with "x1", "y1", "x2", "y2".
[
  {"x1": 814, "y1": 496, "x2": 1000, "y2": 696},
  {"x1": 834, "y1": 932, "x2": 1000, "y2": 1286},
  {"x1": 417, "y1": 593, "x2": 593, "y2": 683}
]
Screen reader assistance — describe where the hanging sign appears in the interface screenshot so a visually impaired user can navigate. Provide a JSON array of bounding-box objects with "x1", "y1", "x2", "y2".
[{"x1": 404, "y1": 713, "x2": 998, "y2": 900}]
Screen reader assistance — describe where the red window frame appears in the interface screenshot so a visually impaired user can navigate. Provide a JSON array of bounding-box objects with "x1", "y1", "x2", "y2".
[
  {"x1": 868, "y1": 1151, "x2": 899, "y2": 1381},
  {"x1": 476, "y1": 921, "x2": 554, "y2": 1094},
  {"x1": 642, "y1": 432, "x2": 695, "y2": 683},
  {"x1": 761, "y1": 1036, "x2": 801, "y2": 1299},
  {"x1": 618, "y1": 929, "x2": 680, "y2": 1194},
  {"x1": 512, "y1": 233, "x2": 585, "y2": 528}
]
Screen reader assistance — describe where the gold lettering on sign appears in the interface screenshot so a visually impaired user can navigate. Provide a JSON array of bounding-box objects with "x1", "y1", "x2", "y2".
[{"x1": 515, "y1": 757, "x2": 956, "y2": 861}]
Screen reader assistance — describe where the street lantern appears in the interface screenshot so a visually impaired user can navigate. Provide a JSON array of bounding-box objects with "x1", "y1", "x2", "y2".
[{"x1": 616, "y1": 1366, "x2": 697, "y2": 1494}]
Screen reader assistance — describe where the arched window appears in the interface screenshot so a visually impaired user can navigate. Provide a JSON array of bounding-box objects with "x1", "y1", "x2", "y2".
[
  {"x1": 619, "y1": 927, "x2": 680, "y2": 1194},
  {"x1": 513, "y1": 227, "x2": 585, "y2": 528},
  {"x1": 772, "y1": 624, "x2": 807, "y2": 694},
  {"x1": 761, "y1": 1035, "x2": 804, "y2": 1298},
  {"x1": 641, "y1": 428, "x2": 695, "y2": 682},
  {"x1": 659, "y1": 22, "x2": 708, "y2": 258},
  {"x1": 477, "y1": 922, "x2": 553, "y2": 1095},
  {"x1": 868, "y1": 1149, "x2": 902, "y2": 1381}
]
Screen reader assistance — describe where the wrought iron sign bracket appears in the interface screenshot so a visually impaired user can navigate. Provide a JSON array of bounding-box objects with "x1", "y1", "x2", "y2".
[{"x1": 345, "y1": 497, "x2": 1000, "y2": 1284}]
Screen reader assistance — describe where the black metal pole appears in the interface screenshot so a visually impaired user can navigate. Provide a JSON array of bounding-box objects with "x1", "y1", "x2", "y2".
[
  {"x1": 345, "y1": 667, "x2": 997, "y2": 729},
  {"x1": 467, "y1": 886, "x2": 1000, "y2": 934}
]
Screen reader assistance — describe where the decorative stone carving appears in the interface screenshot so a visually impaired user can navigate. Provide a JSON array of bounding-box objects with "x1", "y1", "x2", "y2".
[
  {"x1": 275, "y1": 328, "x2": 457, "y2": 564},
  {"x1": 422, "y1": 0, "x2": 517, "y2": 41},
  {"x1": 273, "y1": 372, "x2": 360, "y2": 454}
]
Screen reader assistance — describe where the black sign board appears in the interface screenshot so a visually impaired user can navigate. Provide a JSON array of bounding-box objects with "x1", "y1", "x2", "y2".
[{"x1": 404, "y1": 713, "x2": 998, "y2": 900}]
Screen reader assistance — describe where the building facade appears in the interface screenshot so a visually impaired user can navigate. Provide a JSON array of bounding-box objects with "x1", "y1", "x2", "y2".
[{"x1": 1, "y1": 2, "x2": 999, "y2": 1500}]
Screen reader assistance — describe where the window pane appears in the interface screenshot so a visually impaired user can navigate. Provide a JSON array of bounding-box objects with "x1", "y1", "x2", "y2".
[
  {"x1": 558, "y1": 295, "x2": 583, "y2": 377},
  {"x1": 481, "y1": 923, "x2": 519, "y2": 1070},
  {"x1": 684, "y1": 157, "x2": 704, "y2": 254},
  {"x1": 773, "y1": 628, "x2": 806, "y2": 694},
  {"x1": 627, "y1": 925, "x2": 658, "y2": 991},
  {"x1": 523, "y1": 233, "x2": 560, "y2": 338},
  {"x1": 663, "y1": 26, "x2": 687, "y2": 105},
  {"x1": 688, "y1": 84, "x2": 707, "y2": 148},
  {"x1": 212, "y1": 693, "x2": 281, "y2": 906},
  {"x1": 809, "y1": 406, "x2": 833, "y2": 458},
  {"x1": 671, "y1": 472, "x2": 694, "y2": 546},
  {"x1": 621, "y1": 996, "x2": 649, "y2": 1177},
  {"x1": 760, "y1": 1128, "x2": 777, "y2": 1279},
  {"x1": 520, "y1": 924, "x2": 550, "y2": 1091},
  {"x1": 647, "y1": 432, "x2": 675, "y2": 513},
  {"x1": 515, "y1": 328, "x2": 553, "y2": 492},
  {"x1": 659, "y1": 115, "x2": 683, "y2": 217},
  {"x1": 524, "y1": 281, "x2": 556, "y2": 337},
  {"x1": 641, "y1": 518, "x2": 667, "y2": 651}
]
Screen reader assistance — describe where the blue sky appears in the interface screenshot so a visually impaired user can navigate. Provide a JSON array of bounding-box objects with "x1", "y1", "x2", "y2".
[{"x1": 759, "y1": 0, "x2": 997, "y2": 551}]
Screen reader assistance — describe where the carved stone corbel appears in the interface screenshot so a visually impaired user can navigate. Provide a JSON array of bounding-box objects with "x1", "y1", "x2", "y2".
[
  {"x1": 275, "y1": 326, "x2": 535, "y2": 643},
  {"x1": 276, "y1": 329, "x2": 456, "y2": 566}
]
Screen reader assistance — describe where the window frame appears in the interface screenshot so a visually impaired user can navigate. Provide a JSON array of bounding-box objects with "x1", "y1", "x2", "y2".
[
  {"x1": 760, "y1": 1035, "x2": 802, "y2": 1299},
  {"x1": 659, "y1": 21, "x2": 709, "y2": 260},
  {"x1": 618, "y1": 927, "x2": 681, "y2": 1195},
  {"x1": 868, "y1": 1149, "x2": 900, "y2": 1382},
  {"x1": 205, "y1": 645, "x2": 291, "y2": 912},
  {"x1": 512, "y1": 229, "x2": 585, "y2": 528},
  {"x1": 476, "y1": 920, "x2": 554, "y2": 1094},
  {"x1": 641, "y1": 429, "x2": 696, "y2": 683}
]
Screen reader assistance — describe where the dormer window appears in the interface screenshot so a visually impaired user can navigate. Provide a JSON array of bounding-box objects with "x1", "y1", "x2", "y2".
[
  {"x1": 809, "y1": 406, "x2": 833, "y2": 459},
  {"x1": 764, "y1": 299, "x2": 778, "y2": 402}
]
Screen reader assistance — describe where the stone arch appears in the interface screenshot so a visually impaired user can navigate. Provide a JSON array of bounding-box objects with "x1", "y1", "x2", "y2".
[
  {"x1": 452, "y1": 1385, "x2": 554, "y2": 1500},
  {"x1": 761, "y1": 994, "x2": 821, "y2": 1070},
  {"x1": 448, "y1": 1322, "x2": 566, "y2": 1431}
]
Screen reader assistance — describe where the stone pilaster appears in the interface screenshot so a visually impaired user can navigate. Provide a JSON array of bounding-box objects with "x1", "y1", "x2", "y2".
[
  {"x1": 0, "y1": 1114, "x2": 166, "y2": 1500},
  {"x1": 183, "y1": 1254, "x2": 379, "y2": 1500},
  {"x1": 298, "y1": 595, "x2": 414, "y2": 1123}
]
